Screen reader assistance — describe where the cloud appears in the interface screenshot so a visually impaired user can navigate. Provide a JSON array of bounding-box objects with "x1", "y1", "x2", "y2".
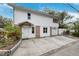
[
  {"x1": 0, "y1": 3, "x2": 13, "y2": 18},
  {"x1": 0, "y1": 3, "x2": 13, "y2": 9},
  {"x1": 65, "y1": 12, "x2": 79, "y2": 23}
]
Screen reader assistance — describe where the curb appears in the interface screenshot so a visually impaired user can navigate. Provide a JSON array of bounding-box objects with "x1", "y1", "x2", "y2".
[{"x1": 10, "y1": 39, "x2": 22, "y2": 56}]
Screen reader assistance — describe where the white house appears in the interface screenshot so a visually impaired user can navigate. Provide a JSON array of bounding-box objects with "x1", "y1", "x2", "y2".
[{"x1": 8, "y1": 4, "x2": 59, "y2": 39}]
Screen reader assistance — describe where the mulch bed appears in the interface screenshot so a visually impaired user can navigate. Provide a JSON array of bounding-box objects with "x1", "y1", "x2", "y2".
[{"x1": 0, "y1": 40, "x2": 19, "y2": 50}]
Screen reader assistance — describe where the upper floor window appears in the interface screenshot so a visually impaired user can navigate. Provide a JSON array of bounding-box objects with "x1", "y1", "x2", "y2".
[{"x1": 27, "y1": 13, "x2": 31, "y2": 19}]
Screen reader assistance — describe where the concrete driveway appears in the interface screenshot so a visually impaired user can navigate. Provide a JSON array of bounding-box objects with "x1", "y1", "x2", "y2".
[{"x1": 12, "y1": 36, "x2": 77, "y2": 56}]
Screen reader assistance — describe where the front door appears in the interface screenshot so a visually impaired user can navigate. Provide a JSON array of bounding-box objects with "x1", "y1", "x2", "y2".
[
  {"x1": 22, "y1": 26, "x2": 30, "y2": 38},
  {"x1": 36, "y1": 26, "x2": 40, "y2": 37}
]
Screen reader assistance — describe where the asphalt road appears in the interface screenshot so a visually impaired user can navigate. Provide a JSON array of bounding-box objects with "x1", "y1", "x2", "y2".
[{"x1": 50, "y1": 41, "x2": 79, "y2": 56}]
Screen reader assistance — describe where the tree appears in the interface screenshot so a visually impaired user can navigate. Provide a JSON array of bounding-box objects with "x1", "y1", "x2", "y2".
[
  {"x1": 3, "y1": 20, "x2": 21, "y2": 40},
  {"x1": 0, "y1": 16, "x2": 4, "y2": 28},
  {"x1": 58, "y1": 11, "x2": 73, "y2": 28},
  {"x1": 71, "y1": 20, "x2": 79, "y2": 37},
  {"x1": 73, "y1": 20, "x2": 79, "y2": 32},
  {"x1": 42, "y1": 8, "x2": 73, "y2": 28},
  {"x1": 42, "y1": 7, "x2": 55, "y2": 16}
]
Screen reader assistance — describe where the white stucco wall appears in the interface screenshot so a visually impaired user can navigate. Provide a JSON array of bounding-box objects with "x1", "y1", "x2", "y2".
[
  {"x1": 14, "y1": 8, "x2": 59, "y2": 38},
  {"x1": 40, "y1": 26, "x2": 50, "y2": 37},
  {"x1": 14, "y1": 9, "x2": 58, "y2": 27},
  {"x1": 52, "y1": 28, "x2": 58, "y2": 35}
]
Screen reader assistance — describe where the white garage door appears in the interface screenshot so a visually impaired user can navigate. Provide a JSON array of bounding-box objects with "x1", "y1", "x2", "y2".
[{"x1": 22, "y1": 26, "x2": 30, "y2": 38}]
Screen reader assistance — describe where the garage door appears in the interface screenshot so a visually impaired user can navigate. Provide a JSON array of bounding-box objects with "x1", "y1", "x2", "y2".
[{"x1": 22, "y1": 26, "x2": 30, "y2": 38}]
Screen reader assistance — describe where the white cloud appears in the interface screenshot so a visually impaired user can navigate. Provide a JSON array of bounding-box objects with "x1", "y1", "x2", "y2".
[
  {"x1": 72, "y1": 3, "x2": 79, "y2": 6},
  {"x1": 65, "y1": 12, "x2": 79, "y2": 23},
  {"x1": 0, "y1": 3, "x2": 13, "y2": 9},
  {"x1": 3, "y1": 4, "x2": 13, "y2": 9}
]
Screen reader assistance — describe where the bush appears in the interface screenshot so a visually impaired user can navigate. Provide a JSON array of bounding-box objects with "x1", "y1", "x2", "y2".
[
  {"x1": 0, "y1": 18, "x2": 21, "y2": 49},
  {"x1": 4, "y1": 21, "x2": 21, "y2": 40},
  {"x1": 72, "y1": 32, "x2": 79, "y2": 37},
  {"x1": 0, "y1": 38, "x2": 15, "y2": 48},
  {"x1": 63, "y1": 30, "x2": 70, "y2": 35}
]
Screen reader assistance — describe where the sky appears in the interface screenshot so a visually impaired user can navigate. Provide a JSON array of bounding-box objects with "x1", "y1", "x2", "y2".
[
  {"x1": 15, "y1": 3, "x2": 79, "y2": 13},
  {"x1": 0, "y1": 3, "x2": 79, "y2": 20},
  {"x1": 0, "y1": 4, "x2": 13, "y2": 19}
]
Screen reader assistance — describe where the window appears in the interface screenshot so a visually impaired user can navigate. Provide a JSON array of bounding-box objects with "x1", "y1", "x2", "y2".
[
  {"x1": 43, "y1": 27, "x2": 47, "y2": 33},
  {"x1": 32, "y1": 27, "x2": 34, "y2": 33},
  {"x1": 27, "y1": 13, "x2": 31, "y2": 19},
  {"x1": 28, "y1": 17, "x2": 31, "y2": 19}
]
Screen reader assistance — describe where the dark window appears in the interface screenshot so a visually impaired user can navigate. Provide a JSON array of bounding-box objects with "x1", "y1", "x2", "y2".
[
  {"x1": 28, "y1": 16, "x2": 31, "y2": 19},
  {"x1": 28, "y1": 13, "x2": 31, "y2": 16},
  {"x1": 43, "y1": 27, "x2": 47, "y2": 33},
  {"x1": 27, "y1": 13, "x2": 31, "y2": 19},
  {"x1": 32, "y1": 27, "x2": 34, "y2": 33}
]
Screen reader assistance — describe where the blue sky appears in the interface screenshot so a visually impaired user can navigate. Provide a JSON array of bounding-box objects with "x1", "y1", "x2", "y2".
[
  {"x1": 0, "y1": 4, "x2": 13, "y2": 19},
  {"x1": 16, "y1": 3, "x2": 79, "y2": 12},
  {"x1": 0, "y1": 3, "x2": 79, "y2": 19}
]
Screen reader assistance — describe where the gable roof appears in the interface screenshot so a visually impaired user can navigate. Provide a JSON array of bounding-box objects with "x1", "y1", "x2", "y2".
[{"x1": 8, "y1": 3, "x2": 53, "y2": 18}]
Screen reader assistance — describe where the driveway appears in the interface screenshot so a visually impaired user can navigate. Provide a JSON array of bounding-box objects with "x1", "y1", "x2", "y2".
[{"x1": 12, "y1": 36, "x2": 77, "y2": 56}]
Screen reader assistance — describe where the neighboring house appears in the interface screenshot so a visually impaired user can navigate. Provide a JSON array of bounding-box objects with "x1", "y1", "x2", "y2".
[{"x1": 8, "y1": 4, "x2": 59, "y2": 39}]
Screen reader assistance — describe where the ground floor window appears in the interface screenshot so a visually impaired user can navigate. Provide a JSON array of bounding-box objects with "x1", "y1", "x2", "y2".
[
  {"x1": 43, "y1": 27, "x2": 47, "y2": 33},
  {"x1": 32, "y1": 27, "x2": 34, "y2": 33}
]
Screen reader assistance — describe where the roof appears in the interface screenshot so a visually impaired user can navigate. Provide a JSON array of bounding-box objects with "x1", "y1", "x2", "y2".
[
  {"x1": 19, "y1": 21, "x2": 33, "y2": 26},
  {"x1": 8, "y1": 3, "x2": 53, "y2": 18}
]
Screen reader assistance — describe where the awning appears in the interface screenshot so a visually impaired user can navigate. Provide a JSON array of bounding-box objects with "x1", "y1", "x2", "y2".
[{"x1": 19, "y1": 21, "x2": 34, "y2": 26}]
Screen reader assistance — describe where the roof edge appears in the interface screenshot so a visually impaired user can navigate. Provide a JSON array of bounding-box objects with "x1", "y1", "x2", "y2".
[{"x1": 8, "y1": 3, "x2": 53, "y2": 18}]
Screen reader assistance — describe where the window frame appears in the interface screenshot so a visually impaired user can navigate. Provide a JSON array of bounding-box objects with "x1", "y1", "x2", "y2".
[
  {"x1": 32, "y1": 27, "x2": 34, "y2": 34},
  {"x1": 43, "y1": 27, "x2": 47, "y2": 33},
  {"x1": 27, "y1": 13, "x2": 31, "y2": 19}
]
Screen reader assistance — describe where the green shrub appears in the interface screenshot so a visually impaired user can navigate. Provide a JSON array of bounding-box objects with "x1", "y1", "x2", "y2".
[
  {"x1": 0, "y1": 38, "x2": 15, "y2": 48},
  {"x1": 0, "y1": 17, "x2": 21, "y2": 48},
  {"x1": 4, "y1": 21, "x2": 21, "y2": 40},
  {"x1": 72, "y1": 32, "x2": 79, "y2": 37},
  {"x1": 63, "y1": 30, "x2": 70, "y2": 35}
]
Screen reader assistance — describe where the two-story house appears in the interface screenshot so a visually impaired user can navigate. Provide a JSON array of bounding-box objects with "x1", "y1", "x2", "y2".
[{"x1": 8, "y1": 4, "x2": 59, "y2": 39}]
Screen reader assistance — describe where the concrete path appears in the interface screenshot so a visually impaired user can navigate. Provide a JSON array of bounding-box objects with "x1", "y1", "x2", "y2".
[{"x1": 12, "y1": 36, "x2": 77, "y2": 56}]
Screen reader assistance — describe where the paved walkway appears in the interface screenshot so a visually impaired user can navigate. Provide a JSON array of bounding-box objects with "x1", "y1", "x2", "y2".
[{"x1": 12, "y1": 36, "x2": 77, "y2": 56}]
